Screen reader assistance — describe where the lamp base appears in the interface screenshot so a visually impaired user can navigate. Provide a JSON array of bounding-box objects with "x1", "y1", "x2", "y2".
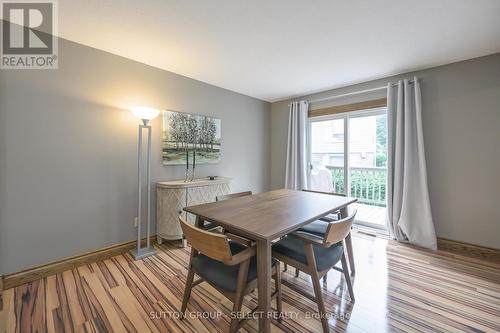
[{"x1": 129, "y1": 246, "x2": 157, "y2": 260}]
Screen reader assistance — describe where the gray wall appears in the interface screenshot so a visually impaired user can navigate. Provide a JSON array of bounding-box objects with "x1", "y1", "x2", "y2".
[
  {"x1": 0, "y1": 38, "x2": 270, "y2": 274},
  {"x1": 271, "y1": 53, "x2": 500, "y2": 249}
]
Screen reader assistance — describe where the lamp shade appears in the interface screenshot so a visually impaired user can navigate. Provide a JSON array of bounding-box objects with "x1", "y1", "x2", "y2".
[{"x1": 130, "y1": 106, "x2": 160, "y2": 121}]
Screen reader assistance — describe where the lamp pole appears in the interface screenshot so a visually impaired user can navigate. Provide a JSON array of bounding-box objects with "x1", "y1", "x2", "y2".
[{"x1": 130, "y1": 107, "x2": 159, "y2": 260}]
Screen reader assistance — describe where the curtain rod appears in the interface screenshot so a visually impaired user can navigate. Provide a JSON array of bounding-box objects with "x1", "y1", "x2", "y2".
[{"x1": 289, "y1": 79, "x2": 415, "y2": 106}]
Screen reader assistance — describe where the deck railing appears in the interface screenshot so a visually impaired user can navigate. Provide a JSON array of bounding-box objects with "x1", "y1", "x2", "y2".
[{"x1": 325, "y1": 166, "x2": 387, "y2": 207}]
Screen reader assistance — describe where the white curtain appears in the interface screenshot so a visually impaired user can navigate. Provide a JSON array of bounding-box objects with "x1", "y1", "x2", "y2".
[
  {"x1": 285, "y1": 101, "x2": 309, "y2": 190},
  {"x1": 387, "y1": 78, "x2": 437, "y2": 250}
]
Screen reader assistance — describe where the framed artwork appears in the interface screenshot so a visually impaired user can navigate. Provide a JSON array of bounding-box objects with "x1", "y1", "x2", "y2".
[{"x1": 162, "y1": 110, "x2": 221, "y2": 165}]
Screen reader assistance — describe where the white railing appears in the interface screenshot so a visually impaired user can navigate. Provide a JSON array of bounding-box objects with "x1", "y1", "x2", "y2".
[{"x1": 325, "y1": 166, "x2": 387, "y2": 207}]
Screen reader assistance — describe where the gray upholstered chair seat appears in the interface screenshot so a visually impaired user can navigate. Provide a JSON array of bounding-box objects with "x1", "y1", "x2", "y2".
[
  {"x1": 299, "y1": 210, "x2": 344, "y2": 235},
  {"x1": 199, "y1": 221, "x2": 219, "y2": 230},
  {"x1": 191, "y1": 241, "x2": 278, "y2": 292},
  {"x1": 272, "y1": 236, "x2": 343, "y2": 272},
  {"x1": 320, "y1": 213, "x2": 341, "y2": 222},
  {"x1": 298, "y1": 220, "x2": 329, "y2": 236}
]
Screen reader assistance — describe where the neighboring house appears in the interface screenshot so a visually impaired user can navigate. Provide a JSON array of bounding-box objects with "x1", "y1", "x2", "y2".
[{"x1": 311, "y1": 116, "x2": 378, "y2": 168}]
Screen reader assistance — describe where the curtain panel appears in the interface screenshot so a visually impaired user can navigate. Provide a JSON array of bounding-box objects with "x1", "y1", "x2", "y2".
[
  {"x1": 387, "y1": 78, "x2": 437, "y2": 250},
  {"x1": 285, "y1": 101, "x2": 309, "y2": 190}
]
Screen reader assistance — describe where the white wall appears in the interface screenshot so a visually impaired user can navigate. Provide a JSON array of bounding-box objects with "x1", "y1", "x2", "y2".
[
  {"x1": 0, "y1": 37, "x2": 271, "y2": 274},
  {"x1": 271, "y1": 54, "x2": 500, "y2": 249}
]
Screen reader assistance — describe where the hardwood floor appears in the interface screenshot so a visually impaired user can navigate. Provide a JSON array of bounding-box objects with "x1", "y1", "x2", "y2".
[{"x1": 1, "y1": 234, "x2": 499, "y2": 333}]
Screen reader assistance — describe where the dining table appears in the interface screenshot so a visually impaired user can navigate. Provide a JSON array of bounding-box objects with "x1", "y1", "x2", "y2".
[{"x1": 183, "y1": 188, "x2": 357, "y2": 333}]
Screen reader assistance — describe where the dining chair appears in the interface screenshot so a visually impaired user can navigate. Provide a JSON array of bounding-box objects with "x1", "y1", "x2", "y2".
[
  {"x1": 179, "y1": 216, "x2": 282, "y2": 333},
  {"x1": 213, "y1": 191, "x2": 254, "y2": 245},
  {"x1": 272, "y1": 211, "x2": 356, "y2": 333},
  {"x1": 293, "y1": 189, "x2": 349, "y2": 279},
  {"x1": 198, "y1": 191, "x2": 253, "y2": 234},
  {"x1": 301, "y1": 189, "x2": 346, "y2": 222}
]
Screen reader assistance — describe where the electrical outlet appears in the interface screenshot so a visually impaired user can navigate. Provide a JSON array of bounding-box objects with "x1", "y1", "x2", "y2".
[{"x1": 134, "y1": 217, "x2": 138, "y2": 228}]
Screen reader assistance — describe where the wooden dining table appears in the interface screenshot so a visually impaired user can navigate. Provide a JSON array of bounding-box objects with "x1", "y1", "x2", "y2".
[{"x1": 184, "y1": 189, "x2": 357, "y2": 333}]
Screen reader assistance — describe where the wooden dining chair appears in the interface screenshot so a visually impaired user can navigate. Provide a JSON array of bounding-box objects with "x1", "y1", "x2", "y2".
[
  {"x1": 292, "y1": 190, "x2": 354, "y2": 277},
  {"x1": 301, "y1": 189, "x2": 346, "y2": 222},
  {"x1": 210, "y1": 191, "x2": 253, "y2": 241},
  {"x1": 272, "y1": 211, "x2": 356, "y2": 333},
  {"x1": 293, "y1": 189, "x2": 350, "y2": 279},
  {"x1": 197, "y1": 191, "x2": 253, "y2": 233},
  {"x1": 179, "y1": 216, "x2": 282, "y2": 333}
]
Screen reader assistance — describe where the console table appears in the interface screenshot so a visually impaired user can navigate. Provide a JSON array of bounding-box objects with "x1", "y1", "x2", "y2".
[{"x1": 156, "y1": 177, "x2": 231, "y2": 245}]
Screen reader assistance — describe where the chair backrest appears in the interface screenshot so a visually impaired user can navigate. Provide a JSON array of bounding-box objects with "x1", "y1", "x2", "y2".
[
  {"x1": 301, "y1": 189, "x2": 346, "y2": 197},
  {"x1": 216, "y1": 191, "x2": 252, "y2": 202},
  {"x1": 179, "y1": 216, "x2": 232, "y2": 262},
  {"x1": 323, "y1": 210, "x2": 357, "y2": 246}
]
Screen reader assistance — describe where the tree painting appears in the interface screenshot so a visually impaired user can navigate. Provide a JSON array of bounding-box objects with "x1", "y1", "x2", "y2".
[{"x1": 162, "y1": 110, "x2": 221, "y2": 165}]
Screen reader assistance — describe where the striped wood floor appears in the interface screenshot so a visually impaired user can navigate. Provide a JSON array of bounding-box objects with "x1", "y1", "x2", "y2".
[{"x1": 1, "y1": 234, "x2": 499, "y2": 332}]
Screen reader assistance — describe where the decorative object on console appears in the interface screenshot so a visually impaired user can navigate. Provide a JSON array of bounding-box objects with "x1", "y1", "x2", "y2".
[
  {"x1": 185, "y1": 150, "x2": 189, "y2": 179},
  {"x1": 156, "y1": 177, "x2": 231, "y2": 246},
  {"x1": 129, "y1": 106, "x2": 160, "y2": 260},
  {"x1": 192, "y1": 150, "x2": 196, "y2": 180},
  {"x1": 183, "y1": 150, "x2": 197, "y2": 182},
  {"x1": 162, "y1": 110, "x2": 221, "y2": 165}
]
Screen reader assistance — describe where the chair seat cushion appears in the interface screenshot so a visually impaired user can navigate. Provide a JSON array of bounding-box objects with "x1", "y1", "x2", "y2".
[
  {"x1": 298, "y1": 220, "x2": 329, "y2": 236},
  {"x1": 272, "y1": 236, "x2": 343, "y2": 272},
  {"x1": 320, "y1": 212, "x2": 340, "y2": 222},
  {"x1": 191, "y1": 242, "x2": 277, "y2": 292},
  {"x1": 200, "y1": 221, "x2": 219, "y2": 230}
]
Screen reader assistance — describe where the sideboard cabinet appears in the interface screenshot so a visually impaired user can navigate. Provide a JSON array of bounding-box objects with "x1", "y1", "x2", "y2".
[{"x1": 156, "y1": 177, "x2": 231, "y2": 244}]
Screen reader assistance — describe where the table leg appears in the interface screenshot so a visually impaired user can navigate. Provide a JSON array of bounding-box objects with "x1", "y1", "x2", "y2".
[
  {"x1": 256, "y1": 239, "x2": 272, "y2": 333},
  {"x1": 340, "y1": 207, "x2": 355, "y2": 275}
]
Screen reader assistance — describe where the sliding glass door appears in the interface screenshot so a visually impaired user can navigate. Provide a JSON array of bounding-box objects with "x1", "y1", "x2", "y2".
[{"x1": 308, "y1": 108, "x2": 388, "y2": 230}]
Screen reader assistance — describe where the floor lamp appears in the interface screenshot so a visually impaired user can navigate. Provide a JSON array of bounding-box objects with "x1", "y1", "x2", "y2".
[{"x1": 130, "y1": 106, "x2": 160, "y2": 260}]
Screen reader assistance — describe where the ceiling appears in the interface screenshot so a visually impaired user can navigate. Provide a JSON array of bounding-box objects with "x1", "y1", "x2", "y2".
[{"x1": 58, "y1": 0, "x2": 500, "y2": 102}]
